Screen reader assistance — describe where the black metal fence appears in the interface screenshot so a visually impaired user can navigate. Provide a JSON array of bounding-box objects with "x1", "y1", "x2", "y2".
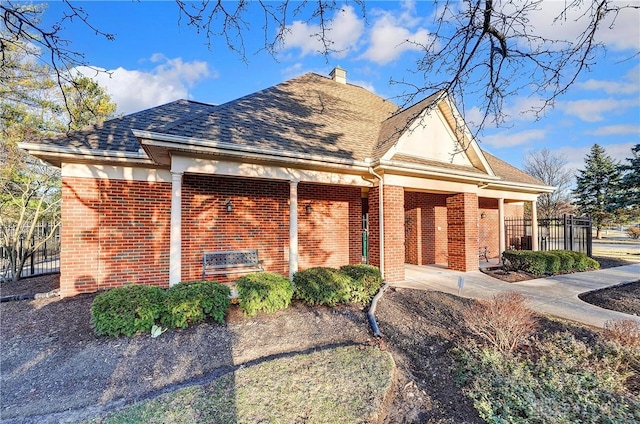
[
  {"x1": 0, "y1": 223, "x2": 61, "y2": 281},
  {"x1": 505, "y1": 215, "x2": 592, "y2": 257}
]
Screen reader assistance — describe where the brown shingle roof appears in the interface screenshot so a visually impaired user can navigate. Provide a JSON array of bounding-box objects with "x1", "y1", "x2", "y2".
[
  {"x1": 157, "y1": 73, "x2": 399, "y2": 162},
  {"x1": 42, "y1": 99, "x2": 217, "y2": 153},
  {"x1": 482, "y1": 150, "x2": 547, "y2": 186}
]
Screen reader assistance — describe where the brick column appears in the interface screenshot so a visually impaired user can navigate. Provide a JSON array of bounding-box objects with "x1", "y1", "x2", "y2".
[
  {"x1": 446, "y1": 193, "x2": 478, "y2": 271},
  {"x1": 383, "y1": 185, "x2": 405, "y2": 282}
]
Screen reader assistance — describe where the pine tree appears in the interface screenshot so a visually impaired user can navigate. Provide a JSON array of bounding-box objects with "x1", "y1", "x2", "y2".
[
  {"x1": 618, "y1": 144, "x2": 640, "y2": 209},
  {"x1": 572, "y1": 144, "x2": 622, "y2": 239}
]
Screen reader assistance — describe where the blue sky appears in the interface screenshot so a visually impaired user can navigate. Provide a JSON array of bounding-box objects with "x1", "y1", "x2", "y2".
[{"x1": 38, "y1": 1, "x2": 639, "y2": 173}]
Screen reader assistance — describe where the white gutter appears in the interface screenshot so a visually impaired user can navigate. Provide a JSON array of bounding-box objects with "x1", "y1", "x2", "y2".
[
  {"x1": 18, "y1": 143, "x2": 153, "y2": 164},
  {"x1": 368, "y1": 165, "x2": 385, "y2": 279},
  {"x1": 132, "y1": 130, "x2": 373, "y2": 168}
]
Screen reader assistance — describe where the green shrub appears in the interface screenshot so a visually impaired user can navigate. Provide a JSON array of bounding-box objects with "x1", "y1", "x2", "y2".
[
  {"x1": 91, "y1": 284, "x2": 166, "y2": 337},
  {"x1": 503, "y1": 250, "x2": 599, "y2": 275},
  {"x1": 236, "y1": 272, "x2": 293, "y2": 317},
  {"x1": 161, "y1": 281, "x2": 231, "y2": 329},
  {"x1": 539, "y1": 251, "x2": 561, "y2": 274},
  {"x1": 552, "y1": 250, "x2": 575, "y2": 273},
  {"x1": 502, "y1": 250, "x2": 546, "y2": 275},
  {"x1": 293, "y1": 267, "x2": 351, "y2": 306},
  {"x1": 339, "y1": 264, "x2": 383, "y2": 303},
  {"x1": 456, "y1": 332, "x2": 639, "y2": 424},
  {"x1": 567, "y1": 251, "x2": 600, "y2": 271}
]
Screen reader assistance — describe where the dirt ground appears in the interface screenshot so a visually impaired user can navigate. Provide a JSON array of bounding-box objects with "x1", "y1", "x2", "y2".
[{"x1": 0, "y1": 257, "x2": 635, "y2": 423}]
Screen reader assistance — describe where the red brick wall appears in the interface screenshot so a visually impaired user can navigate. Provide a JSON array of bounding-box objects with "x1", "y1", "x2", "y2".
[
  {"x1": 478, "y1": 198, "x2": 499, "y2": 259},
  {"x1": 182, "y1": 176, "x2": 362, "y2": 282},
  {"x1": 404, "y1": 192, "x2": 448, "y2": 266},
  {"x1": 298, "y1": 183, "x2": 362, "y2": 269},
  {"x1": 60, "y1": 177, "x2": 171, "y2": 297},
  {"x1": 367, "y1": 185, "x2": 405, "y2": 282},
  {"x1": 383, "y1": 185, "x2": 405, "y2": 282},
  {"x1": 446, "y1": 193, "x2": 479, "y2": 271},
  {"x1": 182, "y1": 175, "x2": 290, "y2": 282}
]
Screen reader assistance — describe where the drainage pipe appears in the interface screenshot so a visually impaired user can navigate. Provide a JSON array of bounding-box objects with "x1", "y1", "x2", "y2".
[{"x1": 367, "y1": 281, "x2": 389, "y2": 337}]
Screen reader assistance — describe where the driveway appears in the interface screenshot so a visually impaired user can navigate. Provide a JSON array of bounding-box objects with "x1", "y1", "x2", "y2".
[{"x1": 396, "y1": 263, "x2": 640, "y2": 328}]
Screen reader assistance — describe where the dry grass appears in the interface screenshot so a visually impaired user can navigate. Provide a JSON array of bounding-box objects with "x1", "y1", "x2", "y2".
[
  {"x1": 462, "y1": 292, "x2": 538, "y2": 353},
  {"x1": 603, "y1": 319, "x2": 640, "y2": 348}
]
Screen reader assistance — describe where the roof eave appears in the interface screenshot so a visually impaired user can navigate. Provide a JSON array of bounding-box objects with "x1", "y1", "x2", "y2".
[
  {"x1": 18, "y1": 142, "x2": 154, "y2": 167},
  {"x1": 133, "y1": 130, "x2": 374, "y2": 170}
]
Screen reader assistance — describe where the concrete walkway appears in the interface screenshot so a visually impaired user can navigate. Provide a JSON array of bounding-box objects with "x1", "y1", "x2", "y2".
[{"x1": 394, "y1": 263, "x2": 640, "y2": 328}]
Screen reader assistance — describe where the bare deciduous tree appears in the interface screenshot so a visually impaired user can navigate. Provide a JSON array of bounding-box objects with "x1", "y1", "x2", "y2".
[
  {"x1": 2, "y1": 0, "x2": 638, "y2": 133},
  {"x1": 523, "y1": 148, "x2": 574, "y2": 219}
]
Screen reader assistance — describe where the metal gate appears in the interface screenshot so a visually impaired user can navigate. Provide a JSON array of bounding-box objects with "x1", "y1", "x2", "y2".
[
  {"x1": 1, "y1": 223, "x2": 61, "y2": 281},
  {"x1": 505, "y1": 215, "x2": 592, "y2": 256}
]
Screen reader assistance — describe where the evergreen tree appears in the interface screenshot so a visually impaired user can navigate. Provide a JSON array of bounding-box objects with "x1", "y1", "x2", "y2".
[
  {"x1": 572, "y1": 144, "x2": 621, "y2": 239},
  {"x1": 617, "y1": 144, "x2": 640, "y2": 209}
]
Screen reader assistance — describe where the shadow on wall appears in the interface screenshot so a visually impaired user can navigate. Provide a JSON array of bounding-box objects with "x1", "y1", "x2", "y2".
[{"x1": 61, "y1": 176, "x2": 171, "y2": 296}]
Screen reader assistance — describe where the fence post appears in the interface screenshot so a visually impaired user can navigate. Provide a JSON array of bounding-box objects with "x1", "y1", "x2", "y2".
[
  {"x1": 563, "y1": 214, "x2": 568, "y2": 250},
  {"x1": 587, "y1": 216, "x2": 593, "y2": 257}
]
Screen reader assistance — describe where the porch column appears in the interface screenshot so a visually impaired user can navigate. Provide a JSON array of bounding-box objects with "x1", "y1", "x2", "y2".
[
  {"x1": 170, "y1": 171, "x2": 183, "y2": 286},
  {"x1": 446, "y1": 193, "x2": 479, "y2": 271},
  {"x1": 531, "y1": 200, "x2": 539, "y2": 251},
  {"x1": 289, "y1": 180, "x2": 299, "y2": 280},
  {"x1": 498, "y1": 198, "x2": 506, "y2": 262}
]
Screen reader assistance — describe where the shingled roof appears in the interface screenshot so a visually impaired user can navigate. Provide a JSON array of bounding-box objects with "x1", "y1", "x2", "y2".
[
  {"x1": 152, "y1": 73, "x2": 399, "y2": 162},
  {"x1": 43, "y1": 99, "x2": 217, "y2": 153},
  {"x1": 29, "y1": 70, "x2": 548, "y2": 190}
]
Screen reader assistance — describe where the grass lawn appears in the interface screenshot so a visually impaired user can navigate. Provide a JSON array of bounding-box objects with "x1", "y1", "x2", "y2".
[{"x1": 88, "y1": 345, "x2": 395, "y2": 424}]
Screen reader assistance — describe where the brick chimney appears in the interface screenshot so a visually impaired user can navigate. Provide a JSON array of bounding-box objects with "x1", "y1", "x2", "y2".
[{"x1": 330, "y1": 66, "x2": 347, "y2": 84}]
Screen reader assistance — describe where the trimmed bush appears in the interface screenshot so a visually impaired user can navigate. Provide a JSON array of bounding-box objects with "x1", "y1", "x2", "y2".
[
  {"x1": 539, "y1": 251, "x2": 561, "y2": 274},
  {"x1": 161, "y1": 281, "x2": 231, "y2": 329},
  {"x1": 503, "y1": 250, "x2": 599, "y2": 275},
  {"x1": 236, "y1": 272, "x2": 293, "y2": 317},
  {"x1": 91, "y1": 284, "x2": 166, "y2": 337},
  {"x1": 567, "y1": 250, "x2": 600, "y2": 271},
  {"x1": 502, "y1": 250, "x2": 546, "y2": 275},
  {"x1": 293, "y1": 267, "x2": 352, "y2": 306},
  {"x1": 339, "y1": 264, "x2": 383, "y2": 303},
  {"x1": 552, "y1": 250, "x2": 575, "y2": 273}
]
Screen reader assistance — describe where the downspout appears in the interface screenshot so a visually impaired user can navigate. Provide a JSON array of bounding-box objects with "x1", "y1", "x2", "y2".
[{"x1": 367, "y1": 165, "x2": 386, "y2": 337}]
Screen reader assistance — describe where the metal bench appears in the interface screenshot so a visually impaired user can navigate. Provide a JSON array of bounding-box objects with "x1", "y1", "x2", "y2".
[
  {"x1": 479, "y1": 246, "x2": 489, "y2": 262},
  {"x1": 202, "y1": 249, "x2": 264, "y2": 278}
]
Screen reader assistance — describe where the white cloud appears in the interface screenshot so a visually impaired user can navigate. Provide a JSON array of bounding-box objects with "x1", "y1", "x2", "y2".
[
  {"x1": 519, "y1": 1, "x2": 640, "y2": 52},
  {"x1": 360, "y1": 3, "x2": 433, "y2": 65},
  {"x1": 76, "y1": 56, "x2": 213, "y2": 114},
  {"x1": 281, "y1": 6, "x2": 364, "y2": 58},
  {"x1": 559, "y1": 98, "x2": 637, "y2": 122},
  {"x1": 558, "y1": 142, "x2": 636, "y2": 174},
  {"x1": 482, "y1": 129, "x2": 546, "y2": 148},
  {"x1": 578, "y1": 65, "x2": 640, "y2": 95},
  {"x1": 588, "y1": 125, "x2": 640, "y2": 136}
]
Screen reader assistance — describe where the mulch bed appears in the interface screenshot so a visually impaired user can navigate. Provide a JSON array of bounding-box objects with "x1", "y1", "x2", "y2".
[{"x1": 1, "y1": 256, "x2": 637, "y2": 423}]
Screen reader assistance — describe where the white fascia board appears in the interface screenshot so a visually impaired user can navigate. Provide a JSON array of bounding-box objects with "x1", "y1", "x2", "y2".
[
  {"x1": 18, "y1": 142, "x2": 153, "y2": 164},
  {"x1": 378, "y1": 159, "x2": 501, "y2": 182},
  {"x1": 171, "y1": 155, "x2": 372, "y2": 187},
  {"x1": 133, "y1": 130, "x2": 372, "y2": 169}
]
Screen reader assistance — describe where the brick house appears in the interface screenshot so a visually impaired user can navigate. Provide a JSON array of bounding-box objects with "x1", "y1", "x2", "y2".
[{"x1": 21, "y1": 68, "x2": 553, "y2": 297}]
